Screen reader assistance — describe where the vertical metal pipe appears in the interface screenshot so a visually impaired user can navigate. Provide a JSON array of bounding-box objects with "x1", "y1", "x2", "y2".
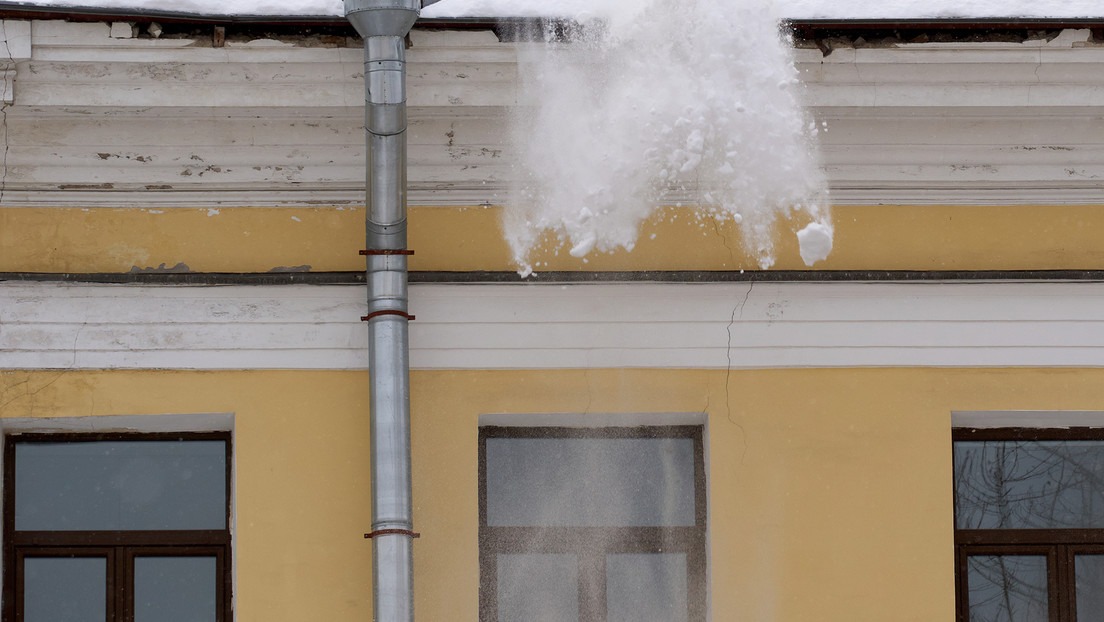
[{"x1": 344, "y1": 1, "x2": 420, "y2": 620}]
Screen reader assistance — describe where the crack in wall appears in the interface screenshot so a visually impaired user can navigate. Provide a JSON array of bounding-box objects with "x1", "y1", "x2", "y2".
[
  {"x1": 0, "y1": 322, "x2": 85, "y2": 416},
  {"x1": 0, "y1": 20, "x2": 13, "y2": 206},
  {"x1": 0, "y1": 377, "x2": 31, "y2": 413},
  {"x1": 708, "y1": 213, "x2": 736, "y2": 265},
  {"x1": 725, "y1": 281, "x2": 753, "y2": 463},
  {"x1": 0, "y1": 368, "x2": 67, "y2": 417}
]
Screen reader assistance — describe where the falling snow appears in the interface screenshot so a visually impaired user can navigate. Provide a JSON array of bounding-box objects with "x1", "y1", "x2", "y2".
[{"x1": 502, "y1": 0, "x2": 832, "y2": 273}]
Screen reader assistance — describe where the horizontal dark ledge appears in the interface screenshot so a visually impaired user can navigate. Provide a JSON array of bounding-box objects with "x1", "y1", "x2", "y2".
[
  {"x1": 4, "y1": 270, "x2": 1104, "y2": 285},
  {"x1": 11, "y1": 529, "x2": 229, "y2": 546},
  {"x1": 0, "y1": 4, "x2": 1097, "y2": 34}
]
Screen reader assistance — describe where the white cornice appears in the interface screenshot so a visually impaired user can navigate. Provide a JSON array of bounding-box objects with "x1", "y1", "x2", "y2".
[{"x1": 0, "y1": 22, "x2": 1101, "y2": 206}]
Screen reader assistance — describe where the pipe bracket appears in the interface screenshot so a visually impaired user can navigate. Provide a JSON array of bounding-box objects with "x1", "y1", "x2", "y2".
[
  {"x1": 364, "y1": 528, "x2": 421, "y2": 539},
  {"x1": 361, "y1": 310, "x2": 415, "y2": 321},
  {"x1": 361, "y1": 249, "x2": 415, "y2": 256}
]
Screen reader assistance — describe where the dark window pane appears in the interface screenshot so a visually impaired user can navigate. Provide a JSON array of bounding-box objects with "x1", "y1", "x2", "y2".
[
  {"x1": 497, "y1": 553, "x2": 578, "y2": 622},
  {"x1": 15, "y1": 440, "x2": 226, "y2": 531},
  {"x1": 134, "y1": 556, "x2": 218, "y2": 622},
  {"x1": 967, "y1": 555, "x2": 1048, "y2": 622},
  {"x1": 23, "y1": 557, "x2": 107, "y2": 622},
  {"x1": 607, "y1": 553, "x2": 688, "y2": 622},
  {"x1": 955, "y1": 440, "x2": 1104, "y2": 529},
  {"x1": 486, "y1": 437, "x2": 695, "y2": 527},
  {"x1": 1075, "y1": 554, "x2": 1104, "y2": 621}
]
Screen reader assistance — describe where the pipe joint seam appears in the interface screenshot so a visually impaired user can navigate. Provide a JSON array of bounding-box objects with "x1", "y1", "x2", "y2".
[
  {"x1": 367, "y1": 102, "x2": 407, "y2": 135},
  {"x1": 361, "y1": 249, "x2": 415, "y2": 256},
  {"x1": 365, "y1": 528, "x2": 421, "y2": 539},
  {"x1": 361, "y1": 310, "x2": 415, "y2": 322}
]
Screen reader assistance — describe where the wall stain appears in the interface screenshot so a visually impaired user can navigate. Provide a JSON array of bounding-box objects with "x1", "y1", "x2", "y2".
[{"x1": 129, "y1": 262, "x2": 191, "y2": 274}]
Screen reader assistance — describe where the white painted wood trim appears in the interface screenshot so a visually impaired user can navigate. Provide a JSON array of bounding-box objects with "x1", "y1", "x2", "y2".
[{"x1": 4, "y1": 281, "x2": 1104, "y2": 370}]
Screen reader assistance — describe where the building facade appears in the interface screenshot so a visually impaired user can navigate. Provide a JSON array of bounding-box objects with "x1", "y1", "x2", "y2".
[{"x1": 1, "y1": 11, "x2": 1104, "y2": 620}]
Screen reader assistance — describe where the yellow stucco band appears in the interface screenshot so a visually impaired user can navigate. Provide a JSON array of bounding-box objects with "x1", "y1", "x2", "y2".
[
  {"x1": 3, "y1": 204, "x2": 1104, "y2": 273},
  {"x1": 4, "y1": 367, "x2": 1104, "y2": 619}
]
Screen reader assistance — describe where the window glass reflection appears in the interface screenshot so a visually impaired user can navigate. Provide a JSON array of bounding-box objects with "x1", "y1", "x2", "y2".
[
  {"x1": 955, "y1": 440, "x2": 1104, "y2": 529},
  {"x1": 607, "y1": 553, "x2": 688, "y2": 622},
  {"x1": 967, "y1": 555, "x2": 1048, "y2": 622},
  {"x1": 24, "y1": 557, "x2": 107, "y2": 622},
  {"x1": 1075, "y1": 554, "x2": 1104, "y2": 621},
  {"x1": 486, "y1": 437, "x2": 695, "y2": 527},
  {"x1": 134, "y1": 556, "x2": 218, "y2": 622},
  {"x1": 497, "y1": 553, "x2": 578, "y2": 622},
  {"x1": 15, "y1": 440, "x2": 226, "y2": 531}
]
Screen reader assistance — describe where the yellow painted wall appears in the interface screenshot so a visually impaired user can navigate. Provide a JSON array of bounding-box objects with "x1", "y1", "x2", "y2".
[
  {"x1": 3, "y1": 204, "x2": 1104, "y2": 273},
  {"x1": 4, "y1": 367, "x2": 1104, "y2": 619}
]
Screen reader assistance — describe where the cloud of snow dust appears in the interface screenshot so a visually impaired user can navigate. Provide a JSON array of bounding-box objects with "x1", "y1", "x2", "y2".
[{"x1": 502, "y1": 0, "x2": 832, "y2": 276}]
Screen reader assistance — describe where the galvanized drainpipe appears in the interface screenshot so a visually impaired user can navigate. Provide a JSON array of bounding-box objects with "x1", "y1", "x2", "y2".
[{"x1": 344, "y1": 0, "x2": 420, "y2": 620}]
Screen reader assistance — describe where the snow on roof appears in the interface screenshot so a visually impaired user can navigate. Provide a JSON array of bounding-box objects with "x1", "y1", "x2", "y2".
[
  {"x1": 422, "y1": 0, "x2": 1104, "y2": 20},
  {"x1": 1, "y1": 0, "x2": 345, "y2": 16},
  {"x1": 3, "y1": 0, "x2": 1102, "y2": 20}
]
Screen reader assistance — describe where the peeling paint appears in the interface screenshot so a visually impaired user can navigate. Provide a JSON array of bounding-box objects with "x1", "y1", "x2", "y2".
[
  {"x1": 291, "y1": 216, "x2": 301, "y2": 222},
  {"x1": 267, "y1": 265, "x2": 311, "y2": 273},
  {"x1": 57, "y1": 183, "x2": 114, "y2": 190},
  {"x1": 129, "y1": 262, "x2": 190, "y2": 274},
  {"x1": 96, "y1": 152, "x2": 153, "y2": 162},
  {"x1": 207, "y1": 208, "x2": 220, "y2": 217}
]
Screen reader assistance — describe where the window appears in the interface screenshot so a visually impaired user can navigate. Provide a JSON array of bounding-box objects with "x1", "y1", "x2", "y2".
[
  {"x1": 479, "y1": 426, "x2": 706, "y2": 622},
  {"x1": 953, "y1": 428, "x2": 1104, "y2": 622},
  {"x1": 3, "y1": 433, "x2": 232, "y2": 621}
]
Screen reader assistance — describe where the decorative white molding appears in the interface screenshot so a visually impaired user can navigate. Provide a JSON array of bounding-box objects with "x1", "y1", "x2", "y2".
[
  {"x1": 0, "y1": 104, "x2": 1100, "y2": 207},
  {"x1": 0, "y1": 20, "x2": 31, "y2": 103},
  {"x1": 0, "y1": 22, "x2": 1100, "y2": 206},
  {"x1": 4, "y1": 281, "x2": 1104, "y2": 370}
]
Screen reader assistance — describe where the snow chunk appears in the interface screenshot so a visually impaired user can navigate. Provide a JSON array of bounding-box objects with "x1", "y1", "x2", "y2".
[
  {"x1": 569, "y1": 234, "x2": 597, "y2": 258},
  {"x1": 797, "y1": 221, "x2": 834, "y2": 266}
]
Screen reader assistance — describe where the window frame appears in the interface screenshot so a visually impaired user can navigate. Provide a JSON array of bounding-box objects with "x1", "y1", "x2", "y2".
[
  {"x1": 478, "y1": 425, "x2": 707, "y2": 622},
  {"x1": 953, "y1": 427, "x2": 1104, "y2": 622},
  {"x1": 2, "y1": 431, "x2": 233, "y2": 622}
]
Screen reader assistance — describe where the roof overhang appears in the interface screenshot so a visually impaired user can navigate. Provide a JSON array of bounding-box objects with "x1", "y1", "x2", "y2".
[{"x1": 0, "y1": 3, "x2": 1100, "y2": 36}]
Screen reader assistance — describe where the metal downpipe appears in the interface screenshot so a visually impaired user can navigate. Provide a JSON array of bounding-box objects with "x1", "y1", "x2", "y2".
[{"x1": 344, "y1": 1, "x2": 420, "y2": 620}]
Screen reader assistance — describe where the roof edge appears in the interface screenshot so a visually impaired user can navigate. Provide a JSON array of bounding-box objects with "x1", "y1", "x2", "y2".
[{"x1": 0, "y1": 4, "x2": 1100, "y2": 30}]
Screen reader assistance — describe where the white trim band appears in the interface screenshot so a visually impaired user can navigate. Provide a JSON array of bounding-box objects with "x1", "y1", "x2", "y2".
[{"x1": 4, "y1": 281, "x2": 1104, "y2": 370}]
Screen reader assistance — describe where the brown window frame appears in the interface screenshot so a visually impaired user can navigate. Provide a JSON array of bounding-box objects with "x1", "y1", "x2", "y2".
[
  {"x1": 2, "y1": 432, "x2": 233, "y2": 622},
  {"x1": 953, "y1": 427, "x2": 1104, "y2": 622},
  {"x1": 478, "y1": 425, "x2": 707, "y2": 622}
]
